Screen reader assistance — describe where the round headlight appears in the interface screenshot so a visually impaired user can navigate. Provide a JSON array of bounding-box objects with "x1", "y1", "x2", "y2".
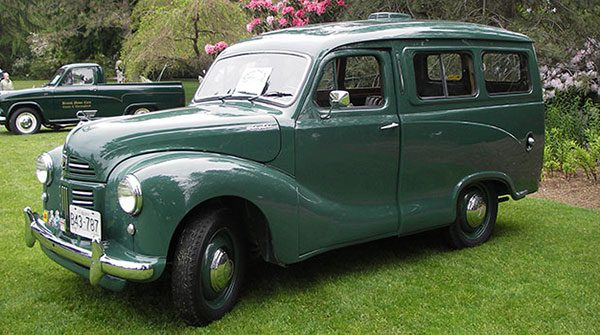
[
  {"x1": 35, "y1": 153, "x2": 53, "y2": 185},
  {"x1": 117, "y1": 175, "x2": 143, "y2": 215}
]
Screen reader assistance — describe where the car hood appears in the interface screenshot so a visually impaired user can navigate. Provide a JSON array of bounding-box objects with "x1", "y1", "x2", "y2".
[
  {"x1": 0, "y1": 87, "x2": 49, "y2": 101},
  {"x1": 63, "y1": 103, "x2": 281, "y2": 182}
]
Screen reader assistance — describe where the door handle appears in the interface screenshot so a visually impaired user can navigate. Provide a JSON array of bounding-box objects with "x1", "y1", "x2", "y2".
[{"x1": 380, "y1": 122, "x2": 399, "y2": 130}]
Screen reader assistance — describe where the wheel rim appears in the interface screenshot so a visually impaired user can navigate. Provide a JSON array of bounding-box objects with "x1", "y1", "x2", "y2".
[
  {"x1": 460, "y1": 186, "x2": 489, "y2": 238},
  {"x1": 133, "y1": 107, "x2": 151, "y2": 115},
  {"x1": 16, "y1": 112, "x2": 38, "y2": 134},
  {"x1": 201, "y1": 228, "x2": 237, "y2": 309}
]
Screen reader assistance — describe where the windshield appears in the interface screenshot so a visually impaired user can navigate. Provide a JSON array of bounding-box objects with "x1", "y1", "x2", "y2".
[
  {"x1": 49, "y1": 67, "x2": 66, "y2": 86},
  {"x1": 194, "y1": 53, "x2": 310, "y2": 105}
]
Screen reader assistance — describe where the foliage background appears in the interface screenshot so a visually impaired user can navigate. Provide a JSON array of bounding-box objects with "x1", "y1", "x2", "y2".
[{"x1": 1, "y1": 0, "x2": 599, "y2": 79}]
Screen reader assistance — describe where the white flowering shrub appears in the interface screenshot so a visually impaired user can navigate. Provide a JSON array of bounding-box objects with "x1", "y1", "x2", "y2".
[{"x1": 540, "y1": 38, "x2": 599, "y2": 100}]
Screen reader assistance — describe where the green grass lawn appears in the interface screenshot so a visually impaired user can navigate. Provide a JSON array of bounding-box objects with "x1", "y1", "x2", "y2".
[{"x1": 1, "y1": 116, "x2": 600, "y2": 334}]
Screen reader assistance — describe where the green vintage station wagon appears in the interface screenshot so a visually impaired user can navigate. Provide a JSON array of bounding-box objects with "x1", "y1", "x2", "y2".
[{"x1": 23, "y1": 15, "x2": 544, "y2": 326}]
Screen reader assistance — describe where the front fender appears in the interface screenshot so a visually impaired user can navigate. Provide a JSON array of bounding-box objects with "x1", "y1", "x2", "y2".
[{"x1": 109, "y1": 152, "x2": 299, "y2": 264}]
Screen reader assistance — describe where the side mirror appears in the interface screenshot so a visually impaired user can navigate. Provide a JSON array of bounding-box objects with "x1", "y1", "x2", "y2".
[
  {"x1": 329, "y1": 90, "x2": 350, "y2": 108},
  {"x1": 320, "y1": 90, "x2": 350, "y2": 119}
]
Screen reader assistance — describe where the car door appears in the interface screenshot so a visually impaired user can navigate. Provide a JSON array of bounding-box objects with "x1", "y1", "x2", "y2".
[
  {"x1": 47, "y1": 67, "x2": 98, "y2": 121},
  {"x1": 294, "y1": 49, "x2": 400, "y2": 256}
]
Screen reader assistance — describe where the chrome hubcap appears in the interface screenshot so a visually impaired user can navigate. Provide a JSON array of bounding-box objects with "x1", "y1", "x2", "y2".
[
  {"x1": 209, "y1": 248, "x2": 234, "y2": 292},
  {"x1": 133, "y1": 108, "x2": 150, "y2": 115},
  {"x1": 465, "y1": 192, "x2": 487, "y2": 229},
  {"x1": 17, "y1": 112, "x2": 36, "y2": 132}
]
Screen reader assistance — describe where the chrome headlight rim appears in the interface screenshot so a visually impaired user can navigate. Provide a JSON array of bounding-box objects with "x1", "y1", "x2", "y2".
[
  {"x1": 36, "y1": 153, "x2": 53, "y2": 185},
  {"x1": 117, "y1": 174, "x2": 143, "y2": 216}
]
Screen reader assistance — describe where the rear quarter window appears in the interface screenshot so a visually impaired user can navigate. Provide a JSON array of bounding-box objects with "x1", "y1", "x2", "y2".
[
  {"x1": 482, "y1": 52, "x2": 531, "y2": 94},
  {"x1": 413, "y1": 52, "x2": 475, "y2": 99}
]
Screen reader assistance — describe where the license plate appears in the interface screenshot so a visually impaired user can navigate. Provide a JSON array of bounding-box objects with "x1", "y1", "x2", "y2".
[{"x1": 69, "y1": 205, "x2": 102, "y2": 240}]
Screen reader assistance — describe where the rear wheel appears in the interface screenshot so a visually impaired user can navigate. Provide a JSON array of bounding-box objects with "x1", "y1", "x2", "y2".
[
  {"x1": 447, "y1": 183, "x2": 498, "y2": 249},
  {"x1": 9, "y1": 107, "x2": 41, "y2": 135},
  {"x1": 172, "y1": 207, "x2": 246, "y2": 326},
  {"x1": 132, "y1": 107, "x2": 151, "y2": 115}
]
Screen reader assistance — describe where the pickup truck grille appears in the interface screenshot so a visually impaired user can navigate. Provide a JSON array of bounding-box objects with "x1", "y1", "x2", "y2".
[{"x1": 66, "y1": 155, "x2": 96, "y2": 179}]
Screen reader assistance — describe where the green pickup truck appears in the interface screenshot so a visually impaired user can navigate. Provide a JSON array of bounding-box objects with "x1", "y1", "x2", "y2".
[{"x1": 0, "y1": 63, "x2": 185, "y2": 134}]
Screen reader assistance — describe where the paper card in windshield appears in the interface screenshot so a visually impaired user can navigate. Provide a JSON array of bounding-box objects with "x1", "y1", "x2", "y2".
[{"x1": 235, "y1": 67, "x2": 272, "y2": 95}]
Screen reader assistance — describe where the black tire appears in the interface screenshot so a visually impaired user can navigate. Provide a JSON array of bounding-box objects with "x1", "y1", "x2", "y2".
[
  {"x1": 172, "y1": 207, "x2": 246, "y2": 326},
  {"x1": 447, "y1": 182, "x2": 498, "y2": 249},
  {"x1": 9, "y1": 107, "x2": 42, "y2": 135},
  {"x1": 4, "y1": 123, "x2": 11, "y2": 132}
]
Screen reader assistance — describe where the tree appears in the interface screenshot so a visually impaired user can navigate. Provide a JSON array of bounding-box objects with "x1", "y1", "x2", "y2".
[
  {"x1": 0, "y1": 0, "x2": 38, "y2": 74},
  {"x1": 122, "y1": 0, "x2": 248, "y2": 79},
  {"x1": 24, "y1": 0, "x2": 136, "y2": 78}
]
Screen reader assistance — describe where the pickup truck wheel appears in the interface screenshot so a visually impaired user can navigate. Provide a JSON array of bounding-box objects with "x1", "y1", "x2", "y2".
[
  {"x1": 447, "y1": 183, "x2": 498, "y2": 249},
  {"x1": 172, "y1": 207, "x2": 246, "y2": 326},
  {"x1": 9, "y1": 108, "x2": 41, "y2": 135},
  {"x1": 132, "y1": 107, "x2": 151, "y2": 115},
  {"x1": 4, "y1": 123, "x2": 12, "y2": 132}
]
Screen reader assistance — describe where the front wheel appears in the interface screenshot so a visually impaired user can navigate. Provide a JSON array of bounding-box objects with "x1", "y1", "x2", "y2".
[
  {"x1": 172, "y1": 207, "x2": 246, "y2": 326},
  {"x1": 447, "y1": 183, "x2": 498, "y2": 249},
  {"x1": 9, "y1": 108, "x2": 41, "y2": 135}
]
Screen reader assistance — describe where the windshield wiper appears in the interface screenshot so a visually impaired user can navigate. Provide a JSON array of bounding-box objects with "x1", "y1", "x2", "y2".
[
  {"x1": 248, "y1": 91, "x2": 293, "y2": 102},
  {"x1": 217, "y1": 93, "x2": 233, "y2": 103}
]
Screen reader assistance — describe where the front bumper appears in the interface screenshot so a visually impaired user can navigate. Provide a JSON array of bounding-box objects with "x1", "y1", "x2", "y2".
[
  {"x1": 0, "y1": 115, "x2": 5, "y2": 124},
  {"x1": 23, "y1": 207, "x2": 158, "y2": 287}
]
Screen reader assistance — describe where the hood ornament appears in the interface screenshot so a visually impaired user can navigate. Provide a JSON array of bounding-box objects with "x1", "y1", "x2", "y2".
[{"x1": 76, "y1": 110, "x2": 97, "y2": 123}]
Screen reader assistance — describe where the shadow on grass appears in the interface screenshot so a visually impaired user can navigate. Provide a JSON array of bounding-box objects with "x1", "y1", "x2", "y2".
[{"x1": 49, "y1": 220, "x2": 523, "y2": 327}]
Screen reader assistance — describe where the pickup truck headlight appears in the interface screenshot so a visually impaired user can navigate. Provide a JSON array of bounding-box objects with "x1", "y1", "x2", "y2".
[
  {"x1": 118, "y1": 175, "x2": 143, "y2": 215},
  {"x1": 35, "y1": 153, "x2": 53, "y2": 185}
]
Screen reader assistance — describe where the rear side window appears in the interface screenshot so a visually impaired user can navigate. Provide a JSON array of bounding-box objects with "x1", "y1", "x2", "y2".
[
  {"x1": 483, "y1": 52, "x2": 530, "y2": 94},
  {"x1": 414, "y1": 52, "x2": 475, "y2": 99}
]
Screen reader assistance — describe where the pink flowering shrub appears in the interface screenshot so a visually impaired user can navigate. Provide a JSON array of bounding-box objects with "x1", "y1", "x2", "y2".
[
  {"x1": 540, "y1": 38, "x2": 600, "y2": 100},
  {"x1": 244, "y1": 0, "x2": 347, "y2": 34},
  {"x1": 204, "y1": 41, "x2": 229, "y2": 56}
]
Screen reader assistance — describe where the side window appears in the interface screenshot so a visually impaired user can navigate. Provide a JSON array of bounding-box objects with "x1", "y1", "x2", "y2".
[
  {"x1": 414, "y1": 52, "x2": 475, "y2": 99},
  {"x1": 314, "y1": 54, "x2": 384, "y2": 108},
  {"x1": 71, "y1": 68, "x2": 95, "y2": 86},
  {"x1": 483, "y1": 52, "x2": 530, "y2": 94}
]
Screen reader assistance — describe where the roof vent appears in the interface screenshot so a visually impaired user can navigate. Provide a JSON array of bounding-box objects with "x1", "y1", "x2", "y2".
[{"x1": 368, "y1": 12, "x2": 412, "y2": 20}]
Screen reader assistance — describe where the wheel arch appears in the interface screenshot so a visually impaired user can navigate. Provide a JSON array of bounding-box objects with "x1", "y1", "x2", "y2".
[
  {"x1": 124, "y1": 103, "x2": 158, "y2": 115},
  {"x1": 167, "y1": 196, "x2": 277, "y2": 268},
  {"x1": 451, "y1": 171, "x2": 519, "y2": 218},
  {"x1": 8, "y1": 102, "x2": 47, "y2": 124}
]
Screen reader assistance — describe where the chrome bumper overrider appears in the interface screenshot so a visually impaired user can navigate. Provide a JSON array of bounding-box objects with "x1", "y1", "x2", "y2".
[
  {"x1": 0, "y1": 116, "x2": 5, "y2": 123},
  {"x1": 23, "y1": 207, "x2": 156, "y2": 285}
]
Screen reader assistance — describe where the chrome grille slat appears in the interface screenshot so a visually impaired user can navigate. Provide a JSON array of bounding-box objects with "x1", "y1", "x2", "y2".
[
  {"x1": 71, "y1": 188, "x2": 95, "y2": 208},
  {"x1": 72, "y1": 200, "x2": 94, "y2": 206},
  {"x1": 65, "y1": 155, "x2": 96, "y2": 179},
  {"x1": 72, "y1": 190, "x2": 93, "y2": 197}
]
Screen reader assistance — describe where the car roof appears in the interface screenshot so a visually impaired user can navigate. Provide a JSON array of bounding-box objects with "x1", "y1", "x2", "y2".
[
  {"x1": 62, "y1": 63, "x2": 101, "y2": 69},
  {"x1": 223, "y1": 19, "x2": 532, "y2": 58}
]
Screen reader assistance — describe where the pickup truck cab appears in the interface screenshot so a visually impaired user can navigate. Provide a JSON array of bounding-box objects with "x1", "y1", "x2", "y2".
[
  {"x1": 0, "y1": 63, "x2": 185, "y2": 134},
  {"x1": 23, "y1": 15, "x2": 544, "y2": 326}
]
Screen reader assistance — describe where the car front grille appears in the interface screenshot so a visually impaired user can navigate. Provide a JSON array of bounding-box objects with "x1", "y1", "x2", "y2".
[
  {"x1": 71, "y1": 189, "x2": 94, "y2": 208},
  {"x1": 60, "y1": 185, "x2": 96, "y2": 212},
  {"x1": 66, "y1": 155, "x2": 96, "y2": 179}
]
